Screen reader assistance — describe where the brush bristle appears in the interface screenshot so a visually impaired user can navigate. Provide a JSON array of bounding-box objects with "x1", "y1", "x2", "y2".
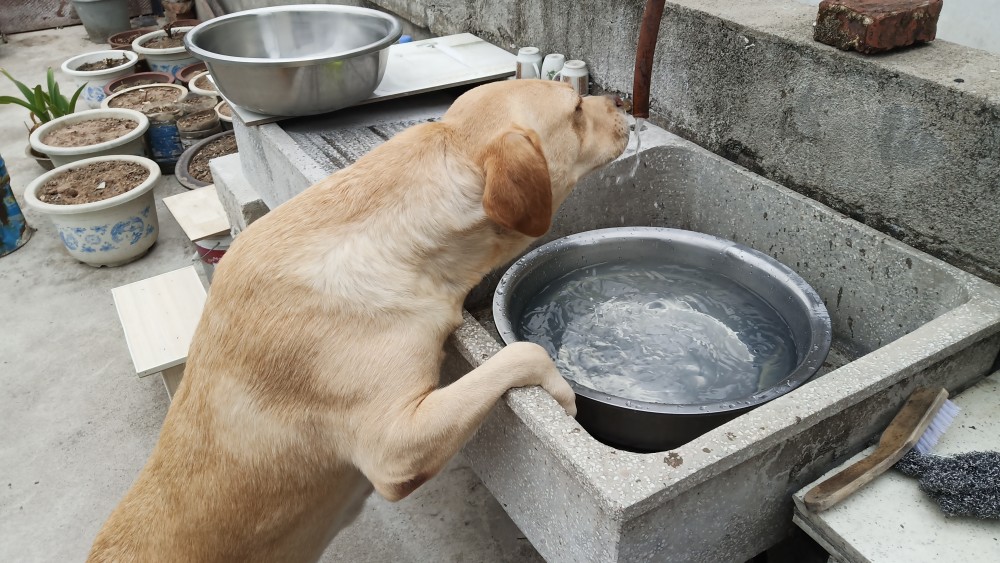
[{"x1": 914, "y1": 399, "x2": 960, "y2": 455}]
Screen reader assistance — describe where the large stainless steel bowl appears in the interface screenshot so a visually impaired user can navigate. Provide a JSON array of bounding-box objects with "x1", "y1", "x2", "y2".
[
  {"x1": 184, "y1": 5, "x2": 402, "y2": 116},
  {"x1": 494, "y1": 227, "x2": 832, "y2": 452}
]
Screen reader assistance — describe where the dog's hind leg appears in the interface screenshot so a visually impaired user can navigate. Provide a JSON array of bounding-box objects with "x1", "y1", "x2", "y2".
[{"x1": 354, "y1": 341, "x2": 575, "y2": 502}]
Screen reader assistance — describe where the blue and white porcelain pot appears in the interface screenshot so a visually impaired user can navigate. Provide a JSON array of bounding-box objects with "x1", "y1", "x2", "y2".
[
  {"x1": 24, "y1": 155, "x2": 160, "y2": 267},
  {"x1": 61, "y1": 49, "x2": 139, "y2": 109},
  {"x1": 132, "y1": 28, "x2": 199, "y2": 76}
]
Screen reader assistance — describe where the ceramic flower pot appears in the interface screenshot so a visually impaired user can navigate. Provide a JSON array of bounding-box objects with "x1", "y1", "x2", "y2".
[
  {"x1": 71, "y1": 0, "x2": 130, "y2": 43},
  {"x1": 24, "y1": 155, "x2": 161, "y2": 267},
  {"x1": 1, "y1": 154, "x2": 33, "y2": 257},
  {"x1": 29, "y1": 108, "x2": 150, "y2": 168},
  {"x1": 100, "y1": 83, "x2": 188, "y2": 110},
  {"x1": 61, "y1": 49, "x2": 140, "y2": 108},
  {"x1": 174, "y1": 61, "x2": 207, "y2": 85},
  {"x1": 103, "y1": 71, "x2": 176, "y2": 97},
  {"x1": 132, "y1": 27, "x2": 198, "y2": 76},
  {"x1": 108, "y1": 27, "x2": 156, "y2": 50},
  {"x1": 186, "y1": 71, "x2": 219, "y2": 99},
  {"x1": 215, "y1": 100, "x2": 233, "y2": 130},
  {"x1": 24, "y1": 145, "x2": 55, "y2": 171}
]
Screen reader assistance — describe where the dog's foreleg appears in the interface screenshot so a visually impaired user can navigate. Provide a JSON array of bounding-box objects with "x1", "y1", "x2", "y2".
[{"x1": 356, "y1": 341, "x2": 575, "y2": 501}]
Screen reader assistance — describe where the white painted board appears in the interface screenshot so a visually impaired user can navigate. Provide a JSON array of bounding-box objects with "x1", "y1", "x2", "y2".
[
  {"x1": 162, "y1": 184, "x2": 231, "y2": 242},
  {"x1": 112, "y1": 266, "x2": 207, "y2": 377},
  {"x1": 793, "y1": 373, "x2": 1000, "y2": 563},
  {"x1": 228, "y1": 33, "x2": 515, "y2": 126}
]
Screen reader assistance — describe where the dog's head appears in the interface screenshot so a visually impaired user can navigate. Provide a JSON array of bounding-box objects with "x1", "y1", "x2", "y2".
[{"x1": 444, "y1": 80, "x2": 630, "y2": 237}]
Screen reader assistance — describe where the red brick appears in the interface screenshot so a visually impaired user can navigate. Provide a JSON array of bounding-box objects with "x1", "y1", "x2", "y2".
[{"x1": 813, "y1": 0, "x2": 943, "y2": 54}]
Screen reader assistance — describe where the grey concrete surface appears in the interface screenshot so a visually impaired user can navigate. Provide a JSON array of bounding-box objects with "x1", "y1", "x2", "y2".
[
  {"x1": 364, "y1": 0, "x2": 1000, "y2": 286},
  {"x1": 0, "y1": 26, "x2": 541, "y2": 563},
  {"x1": 210, "y1": 153, "x2": 269, "y2": 233}
]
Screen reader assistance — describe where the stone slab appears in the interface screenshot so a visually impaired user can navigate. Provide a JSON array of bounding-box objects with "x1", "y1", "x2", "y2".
[{"x1": 792, "y1": 372, "x2": 1000, "y2": 563}]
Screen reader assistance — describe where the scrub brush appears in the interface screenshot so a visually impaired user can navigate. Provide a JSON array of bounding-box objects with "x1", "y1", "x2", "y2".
[{"x1": 803, "y1": 387, "x2": 958, "y2": 512}]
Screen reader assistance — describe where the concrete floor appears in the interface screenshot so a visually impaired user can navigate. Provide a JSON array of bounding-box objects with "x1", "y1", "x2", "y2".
[{"x1": 0, "y1": 26, "x2": 541, "y2": 562}]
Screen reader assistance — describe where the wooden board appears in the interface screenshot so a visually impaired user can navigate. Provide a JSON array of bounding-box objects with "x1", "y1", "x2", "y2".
[
  {"x1": 229, "y1": 33, "x2": 515, "y2": 126},
  {"x1": 793, "y1": 372, "x2": 1000, "y2": 563},
  {"x1": 112, "y1": 266, "x2": 207, "y2": 377},
  {"x1": 162, "y1": 184, "x2": 230, "y2": 242}
]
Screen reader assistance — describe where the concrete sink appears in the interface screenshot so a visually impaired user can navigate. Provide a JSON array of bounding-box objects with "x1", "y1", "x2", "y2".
[
  {"x1": 219, "y1": 103, "x2": 1000, "y2": 562},
  {"x1": 448, "y1": 125, "x2": 1000, "y2": 562}
]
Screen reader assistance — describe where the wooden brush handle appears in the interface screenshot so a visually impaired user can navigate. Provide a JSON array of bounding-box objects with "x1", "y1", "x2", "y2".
[{"x1": 803, "y1": 387, "x2": 947, "y2": 513}]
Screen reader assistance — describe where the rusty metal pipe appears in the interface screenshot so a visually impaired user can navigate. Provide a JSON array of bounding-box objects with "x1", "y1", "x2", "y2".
[{"x1": 632, "y1": 0, "x2": 666, "y2": 120}]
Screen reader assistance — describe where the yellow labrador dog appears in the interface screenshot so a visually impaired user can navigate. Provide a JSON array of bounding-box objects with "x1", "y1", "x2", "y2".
[{"x1": 89, "y1": 80, "x2": 629, "y2": 562}]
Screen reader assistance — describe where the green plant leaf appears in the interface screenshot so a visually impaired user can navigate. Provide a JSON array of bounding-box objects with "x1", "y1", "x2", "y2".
[
  {"x1": 32, "y1": 85, "x2": 52, "y2": 123},
  {"x1": 0, "y1": 68, "x2": 36, "y2": 104},
  {"x1": 0, "y1": 95, "x2": 38, "y2": 113},
  {"x1": 46, "y1": 68, "x2": 57, "y2": 100},
  {"x1": 51, "y1": 81, "x2": 67, "y2": 115},
  {"x1": 68, "y1": 83, "x2": 86, "y2": 114}
]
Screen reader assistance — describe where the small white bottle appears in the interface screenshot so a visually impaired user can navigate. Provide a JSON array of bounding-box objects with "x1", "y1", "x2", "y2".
[
  {"x1": 515, "y1": 47, "x2": 543, "y2": 79},
  {"x1": 558, "y1": 60, "x2": 589, "y2": 96}
]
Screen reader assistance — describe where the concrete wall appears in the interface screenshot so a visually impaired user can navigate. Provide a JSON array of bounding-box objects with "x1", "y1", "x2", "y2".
[{"x1": 366, "y1": 0, "x2": 1000, "y2": 285}]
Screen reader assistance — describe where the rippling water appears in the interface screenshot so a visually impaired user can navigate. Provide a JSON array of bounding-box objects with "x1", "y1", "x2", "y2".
[{"x1": 518, "y1": 260, "x2": 797, "y2": 404}]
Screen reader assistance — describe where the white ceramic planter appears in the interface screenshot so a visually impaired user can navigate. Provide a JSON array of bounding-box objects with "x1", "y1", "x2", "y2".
[
  {"x1": 29, "y1": 108, "x2": 150, "y2": 168},
  {"x1": 215, "y1": 100, "x2": 233, "y2": 130},
  {"x1": 100, "y1": 83, "x2": 188, "y2": 110},
  {"x1": 24, "y1": 155, "x2": 161, "y2": 267},
  {"x1": 132, "y1": 27, "x2": 198, "y2": 76},
  {"x1": 187, "y1": 71, "x2": 220, "y2": 99},
  {"x1": 61, "y1": 49, "x2": 139, "y2": 108}
]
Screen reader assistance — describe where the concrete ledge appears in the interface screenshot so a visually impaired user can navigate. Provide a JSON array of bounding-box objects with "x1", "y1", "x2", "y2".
[
  {"x1": 232, "y1": 112, "x2": 328, "y2": 210},
  {"x1": 208, "y1": 153, "x2": 270, "y2": 236},
  {"x1": 369, "y1": 0, "x2": 1000, "y2": 284},
  {"x1": 209, "y1": 153, "x2": 270, "y2": 234}
]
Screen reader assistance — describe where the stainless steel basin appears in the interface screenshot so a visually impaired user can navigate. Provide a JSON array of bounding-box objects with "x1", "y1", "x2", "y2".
[
  {"x1": 493, "y1": 227, "x2": 832, "y2": 451},
  {"x1": 184, "y1": 5, "x2": 401, "y2": 116}
]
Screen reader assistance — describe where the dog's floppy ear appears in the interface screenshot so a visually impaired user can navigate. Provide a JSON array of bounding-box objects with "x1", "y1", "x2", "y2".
[{"x1": 479, "y1": 127, "x2": 552, "y2": 237}]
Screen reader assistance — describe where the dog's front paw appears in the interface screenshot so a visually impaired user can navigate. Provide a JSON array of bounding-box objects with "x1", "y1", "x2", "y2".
[
  {"x1": 541, "y1": 366, "x2": 577, "y2": 417},
  {"x1": 499, "y1": 342, "x2": 577, "y2": 417}
]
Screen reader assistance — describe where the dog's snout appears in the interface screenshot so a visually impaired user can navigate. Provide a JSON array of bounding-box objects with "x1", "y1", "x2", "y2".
[{"x1": 612, "y1": 95, "x2": 624, "y2": 108}]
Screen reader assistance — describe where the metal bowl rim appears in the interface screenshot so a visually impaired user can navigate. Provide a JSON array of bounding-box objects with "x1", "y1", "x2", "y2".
[
  {"x1": 184, "y1": 5, "x2": 403, "y2": 67},
  {"x1": 492, "y1": 227, "x2": 833, "y2": 415}
]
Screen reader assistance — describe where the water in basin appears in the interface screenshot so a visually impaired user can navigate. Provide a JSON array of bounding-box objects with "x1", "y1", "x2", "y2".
[{"x1": 518, "y1": 259, "x2": 798, "y2": 405}]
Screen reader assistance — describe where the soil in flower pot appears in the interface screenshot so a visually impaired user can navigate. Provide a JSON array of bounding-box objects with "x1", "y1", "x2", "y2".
[
  {"x1": 111, "y1": 78, "x2": 161, "y2": 93},
  {"x1": 178, "y1": 110, "x2": 222, "y2": 148},
  {"x1": 41, "y1": 118, "x2": 138, "y2": 147},
  {"x1": 141, "y1": 32, "x2": 188, "y2": 50},
  {"x1": 107, "y1": 87, "x2": 184, "y2": 111},
  {"x1": 192, "y1": 74, "x2": 217, "y2": 92},
  {"x1": 109, "y1": 28, "x2": 156, "y2": 49},
  {"x1": 76, "y1": 56, "x2": 131, "y2": 72},
  {"x1": 178, "y1": 110, "x2": 219, "y2": 131},
  {"x1": 37, "y1": 160, "x2": 149, "y2": 205},
  {"x1": 189, "y1": 134, "x2": 238, "y2": 184}
]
